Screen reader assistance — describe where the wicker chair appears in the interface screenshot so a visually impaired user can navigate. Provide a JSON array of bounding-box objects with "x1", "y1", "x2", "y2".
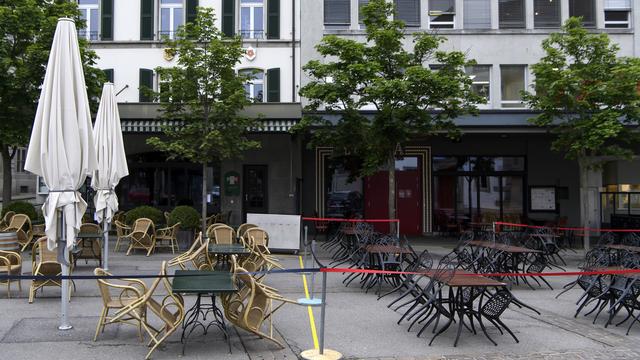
[
  {"x1": 126, "y1": 218, "x2": 156, "y2": 256},
  {"x1": 74, "y1": 223, "x2": 102, "y2": 267},
  {"x1": 168, "y1": 232, "x2": 205, "y2": 269},
  {"x1": 29, "y1": 237, "x2": 72, "y2": 303},
  {"x1": 0, "y1": 249, "x2": 22, "y2": 298},
  {"x1": 237, "y1": 223, "x2": 258, "y2": 239},
  {"x1": 4, "y1": 214, "x2": 33, "y2": 252},
  {"x1": 114, "y1": 220, "x2": 131, "y2": 252},
  {"x1": 156, "y1": 223, "x2": 180, "y2": 254},
  {"x1": 205, "y1": 223, "x2": 226, "y2": 239},
  {"x1": 93, "y1": 267, "x2": 148, "y2": 341},
  {"x1": 211, "y1": 224, "x2": 236, "y2": 245},
  {"x1": 0, "y1": 211, "x2": 15, "y2": 230}
]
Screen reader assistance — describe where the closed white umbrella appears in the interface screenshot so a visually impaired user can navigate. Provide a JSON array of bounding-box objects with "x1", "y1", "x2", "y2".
[
  {"x1": 92, "y1": 83, "x2": 128, "y2": 271},
  {"x1": 24, "y1": 18, "x2": 97, "y2": 331}
]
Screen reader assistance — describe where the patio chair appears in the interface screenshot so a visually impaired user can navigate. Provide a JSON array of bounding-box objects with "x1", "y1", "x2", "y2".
[
  {"x1": 126, "y1": 218, "x2": 156, "y2": 256},
  {"x1": 0, "y1": 249, "x2": 22, "y2": 298},
  {"x1": 109, "y1": 261, "x2": 185, "y2": 360},
  {"x1": 211, "y1": 224, "x2": 236, "y2": 245},
  {"x1": 205, "y1": 223, "x2": 226, "y2": 239},
  {"x1": 74, "y1": 223, "x2": 102, "y2": 267},
  {"x1": 29, "y1": 237, "x2": 73, "y2": 303},
  {"x1": 0, "y1": 211, "x2": 15, "y2": 230},
  {"x1": 474, "y1": 289, "x2": 518, "y2": 345},
  {"x1": 168, "y1": 232, "x2": 205, "y2": 269},
  {"x1": 93, "y1": 267, "x2": 148, "y2": 341},
  {"x1": 237, "y1": 223, "x2": 258, "y2": 239},
  {"x1": 114, "y1": 220, "x2": 131, "y2": 252},
  {"x1": 4, "y1": 214, "x2": 33, "y2": 252},
  {"x1": 622, "y1": 233, "x2": 640, "y2": 247},
  {"x1": 155, "y1": 223, "x2": 180, "y2": 254}
]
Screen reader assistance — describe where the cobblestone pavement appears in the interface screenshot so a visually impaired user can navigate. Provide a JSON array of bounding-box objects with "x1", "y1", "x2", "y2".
[{"x1": 361, "y1": 348, "x2": 640, "y2": 360}]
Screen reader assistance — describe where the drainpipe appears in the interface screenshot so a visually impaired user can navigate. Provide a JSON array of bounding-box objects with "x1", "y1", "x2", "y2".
[{"x1": 291, "y1": 0, "x2": 296, "y2": 102}]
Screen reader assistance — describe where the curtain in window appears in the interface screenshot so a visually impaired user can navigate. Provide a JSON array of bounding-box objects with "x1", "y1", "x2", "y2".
[
  {"x1": 396, "y1": 0, "x2": 420, "y2": 27},
  {"x1": 463, "y1": 0, "x2": 490, "y2": 29},
  {"x1": 534, "y1": 0, "x2": 560, "y2": 28},
  {"x1": 324, "y1": 0, "x2": 350, "y2": 25},
  {"x1": 499, "y1": 0, "x2": 525, "y2": 29}
]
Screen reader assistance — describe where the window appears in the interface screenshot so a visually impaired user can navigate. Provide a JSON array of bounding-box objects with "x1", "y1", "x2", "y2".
[
  {"x1": 241, "y1": 0, "x2": 264, "y2": 38},
  {"x1": 500, "y1": 65, "x2": 526, "y2": 108},
  {"x1": 395, "y1": 0, "x2": 421, "y2": 27},
  {"x1": 499, "y1": 0, "x2": 525, "y2": 29},
  {"x1": 324, "y1": 0, "x2": 350, "y2": 25},
  {"x1": 78, "y1": 0, "x2": 100, "y2": 40},
  {"x1": 569, "y1": 0, "x2": 595, "y2": 28},
  {"x1": 605, "y1": 0, "x2": 631, "y2": 28},
  {"x1": 358, "y1": 0, "x2": 369, "y2": 24},
  {"x1": 15, "y1": 148, "x2": 27, "y2": 173},
  {"x1": 160, "y1": 0, "x2": 184, "y2": 39},
  {"x1": 139, "y1": 68, "x2": 155, "y2": 102},
  {"x1": 534, "y1": 0, "x2": 561, "y2": 28},
  {"x1": 465, "y1": 65, "x2": 491, "y2": 102},
  {"x1": 463, "y1": 0, "x2": 491, "y2": 29},
  {"x1": 240, "y1": 69, "x2": 264, "y2": 102},
  {"x1": 429, "y1": 0, "x2": 454, "y2": 29}
]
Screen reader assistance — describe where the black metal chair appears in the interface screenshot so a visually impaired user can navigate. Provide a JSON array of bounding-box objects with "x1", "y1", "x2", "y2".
[{"x1": 473, "y1": 289, "x2": 518, "y2": 345}]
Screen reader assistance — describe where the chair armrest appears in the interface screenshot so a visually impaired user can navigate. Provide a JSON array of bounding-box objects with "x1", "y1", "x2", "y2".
[
  {"x1": 0, "y1": 251, "x2": 21, "y2": 266},
  {"x1": 0, "y1": 255, "x2": 10, "y2": 269}
]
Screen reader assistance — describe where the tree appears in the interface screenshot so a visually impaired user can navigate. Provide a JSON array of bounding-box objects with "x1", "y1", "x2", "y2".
[
  {"x1": 297, "y1": 0, "x2": 482, "y2": 233},
  {"x1": 524, "y1": 18, "x2": 640, "y2": 249},
  {"x1": 147, "y1": 8, "x2": 260, "y2": 231},
  {"x1": 0, "y1": 0, "x2": 104, "y2": 204}
]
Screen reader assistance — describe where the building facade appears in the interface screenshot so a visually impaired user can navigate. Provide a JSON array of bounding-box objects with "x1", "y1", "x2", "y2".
[{"x1": 71, "y1": 0, "x2": 640, "y2": 234}]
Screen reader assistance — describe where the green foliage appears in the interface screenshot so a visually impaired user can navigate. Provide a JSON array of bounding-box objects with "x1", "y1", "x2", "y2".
[
  {"x1": 125, "y1": 206, "x2": 164, "y2": 225},
  {"x1": 146, "y1": 7, "x2": 261, "y2": 165},
  {"x1": 524, "y1": 17, "x2": 640, "y2": 164},
  {"x1": 296, "y1": 0, "x2": 482, "y2": 178},
  {"x1": 1, "y1": 201, "x2": 37, "y2": 221},
  {"x1": 0, "y1": 0, "x2": 105, "y2": 202},
  {"x1": 168, "y1": 206, "x2": 200, "y2": 230}
]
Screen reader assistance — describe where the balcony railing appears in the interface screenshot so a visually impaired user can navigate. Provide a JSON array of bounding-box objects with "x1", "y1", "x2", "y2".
[
  {"x1": 239, "y1": 29, "x2": 265, "y2": 39},
  {"x1": 78, "y1": 30, "x2": 100, "y2": 41}
]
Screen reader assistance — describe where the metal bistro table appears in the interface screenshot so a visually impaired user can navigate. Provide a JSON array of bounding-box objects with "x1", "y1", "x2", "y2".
[
  {"x1": 73, "y1": 232, "x2": 104, "y2": 267},
  {"x1": 208, "y1": 243, "x2": 251, "y2": 270},
  {"x1": 172, "y1": 270, "x2": 237, "y2": 354}
]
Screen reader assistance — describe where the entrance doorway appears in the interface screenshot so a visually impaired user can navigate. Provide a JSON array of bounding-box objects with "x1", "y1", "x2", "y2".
[{"x1": 243, "y1": 165, "x2": 268, "y2": 220}]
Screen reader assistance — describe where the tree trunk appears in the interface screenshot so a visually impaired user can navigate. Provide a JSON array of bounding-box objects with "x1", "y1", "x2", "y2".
[
  {"x1": 387, "y1": 155, "x2": 397, "y2": 237},
  {"x1": 1, "y1": 145, "x2": 13, "y2": 205},
  {"x1": 201, "y1": 162, "x2": 208, "y2": 237},
  {"x1": 578, "y1": 158, "x2": 590, "y2": 250}
]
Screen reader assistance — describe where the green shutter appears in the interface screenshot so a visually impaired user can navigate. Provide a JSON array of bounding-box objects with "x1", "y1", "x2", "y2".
[
  {"x1": 222, "y1": 0, "x2": 235, "y2": 37},
  {"x1": 267, "y1": 0, "x2": 280, "y2": 39},
  {"x1": 103, "y1": 69, "x2": 114, "y2": 83},
  {"x1": 186, "y1": 0, "x2": 199, "y2": 23},
  {"x1": 140, "y1": 0, "x2": 154, "y2": 40},
  {"x1": 266, "y1": 68, "x2": 280, "y2": 102},
  {"x1": 139, "y1": 69, "x2": 153, "y2": 102},
  {"x1": 101, "y1": 0, "x2": 113, "y2": 40}
]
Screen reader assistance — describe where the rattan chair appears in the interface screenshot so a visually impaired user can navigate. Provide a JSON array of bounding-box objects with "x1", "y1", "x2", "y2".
[
  {"x1": 29, "y1": 237, "x2": 72, "y2": 303},
  {"x1": 93, "y1": 267, "x2": 148, "y2": 341},
  {"x1": 114, "y1": 220, "x2": 131, "y2": 252},
  {"x1": 211, "y1": 224, "x2": 236, "y2": 245},
  {"x1": 205, "y1": 223, "x2": 226, "y2": 239},
  {"x1": 0, "y1": 211, "x2": 15, "y2": 230},
  {"x1": 168, "y1": 232, "x2": 205, "y2": 269},
  {"x1": 126, "y1": 218, "x2": 156, "y2": 256},
  {"x1": 0, "y1": 249, "x2": 22, "y2": 298},
  {"x1": 156, "y1": 223, "x2": 180, "y2": 253},
  {"x1": 237, "y1": 223, "x2": 258, "y2": 239},
  {"x1": 74, "y1": 223, "x2": 102, "y2": 267},
  {"x1": 5, "y1": 214, "x2": 33, "y2": 252}
]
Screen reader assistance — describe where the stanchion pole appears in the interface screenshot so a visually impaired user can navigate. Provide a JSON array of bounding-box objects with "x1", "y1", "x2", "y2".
[
  {"x1": 310, "y1": 239, "x2": 316, "y2": 299},
  {"x1": 304, "y1": 225, "x2": 310, "y2": 270},
  {"x1": 319, "y1": 270, "x2": 327, "y2": 354},
  {"x1": 301, "y1": 269, "x2": 341, "y2": 360}
]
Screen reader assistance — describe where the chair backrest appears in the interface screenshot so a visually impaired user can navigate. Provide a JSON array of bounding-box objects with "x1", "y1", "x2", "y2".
[
  {"x1": 80, "y1": 223, "x2": 101, "y2": 234},
  {"x1": 132, "y1": 218, "x2": 154, "y2": 234},
  {"x1": 244, "y1": 228, "x2": 268, "y2": 248},
  {"x1": 2, "y1": 211, "x2": 15, "y2": 225},
  {"x1": 237, "y1": 223, "x2": 258, "y2": 238},
  {"x1": 114, "y1": 220, "x2": 129, "y2": 236},
  {"x1": 151, "y1": 261, "x2": 184, "y2": 328},
  {"x1": 32, "y1": 237, "x2": 58, "y2": 265},
  {"x1": 212, "y1": 224, "x2": 236, "y2": 245},
  {"x1": 481, "y1": 290, "x2": 513, "y2": 318},
  {"x1": 206, "y1": 223, "x2": 226, "y2": 239},
  {"x1": 7, "y1": 214, "x2": 31, "y2": 235},
  {"x1": 94, "y1": 268, "x2": 114, "y2": 306}
]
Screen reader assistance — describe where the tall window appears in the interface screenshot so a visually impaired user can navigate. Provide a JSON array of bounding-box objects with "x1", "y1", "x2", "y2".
[
  {"x1": 463, "y1": 0, "x2": 491, "y2": 29},
  {"x1": 569, "y1": 0, "x2": 595, "y2": 28},
  {"x1": 501, "y1": 65, "x2": 526, "y2": 108},
  {"x1": 429, "y1": 0, "x2": 455, "y2": 29},
  {"x1": 324, "y1": 0, "x2": 350, "y2": 25},
  {"x1": 241, "y1": 0, "x2": 264, "y2": 38},
  {"x1": 240, "y1": 69, "x2": 264, "y2": 102},
  {"x1": 396, "y1": 0, "x2": 421, "y2": 27},
  {"x1": 358, "y1": 0, "x2": 369, "y2": 24},
  {"x1": 534, "y1": 0, "x2": 561, "y2": 28},
  {"x1": 499, "y1": 0, "x2": 525, "y2": 29},
  {"x1": 15, "y1": 148, "x2": 27, "y2": 173},
  {"x1": 160, "y1": 0, "x2": 184, "y2": 39},
  {"x1": 604, "y1": 0, "x2": 631, "y2": 29},
  {"x1": 465, "y1": 65, "x2": 491, "y2": 102},
  {"x1": 79, "y1": 0, "x2": 100, "y2": 40}
]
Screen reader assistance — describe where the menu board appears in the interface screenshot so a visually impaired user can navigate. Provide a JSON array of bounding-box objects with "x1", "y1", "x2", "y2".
[{"x1": 530, "y1": 187, "x2": 556, "y2": 211}]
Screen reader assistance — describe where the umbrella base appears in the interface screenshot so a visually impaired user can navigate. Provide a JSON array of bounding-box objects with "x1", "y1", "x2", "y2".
[{"x1": 300, "y1": 349, "x2": 342, "y2": 360}]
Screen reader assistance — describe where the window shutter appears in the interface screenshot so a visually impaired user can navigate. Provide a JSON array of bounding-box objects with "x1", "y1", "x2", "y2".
[
  {"x1": 186, "y1": 0, "x2": 199, "y2": 23},
  {"x1": 139, "y1": 69, "x2": 154, "y2": 102},
  {"x1": 103, "y1": 69, "x2": 114, "y2": 83},
  {"x1": 101, "y1": 0, "x2": 113, "y2": 40},
  {"x1": 140, "y1": 0, "x2": 154, "y2": 40},
  {"x1": 222, "y1": 0, "x2": 235, "y2": 37},
  {"x1": 463, "y1": 0, "x2": 490, "y2": 29},
  {"x1": 266, "y1": 68, "x2": 280, "y2": 102},
  {"x1": 533, "y1": 0, "x2": 560, "y2": 27},
  {"x1": 395, "y1": 0, "x2": 420, "y2": 26},
  {"x1": 499, "y1": 0, "x2": 525, "y2": 28},
  {"x1": 324, "y1": 0, "x2": 350, "y2": 25},
  {"x1": 267, "y1": 0, "x2": 280, "y2": 39}
]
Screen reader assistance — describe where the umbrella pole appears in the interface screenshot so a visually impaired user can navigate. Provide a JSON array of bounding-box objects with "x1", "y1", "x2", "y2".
[
  {"x1": 103, "y1": 209, "x2": 109, "y2": 271},
  {"x1": 58, "y1": 210, "x2": 72, "y2": 331}
]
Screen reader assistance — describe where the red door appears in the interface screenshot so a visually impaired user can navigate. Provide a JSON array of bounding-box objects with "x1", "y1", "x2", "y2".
[{"x1": 364, "y1": 171, "x2": 390, "y2": 233}]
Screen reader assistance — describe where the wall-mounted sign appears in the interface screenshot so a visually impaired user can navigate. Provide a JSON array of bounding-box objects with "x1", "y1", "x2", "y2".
[
  {"x1": 244, "y1": 46, "x2": 257, "y2": 61},
  {"x1": 224, "y1": 171, "x2": 241, "y2": 196},
  {"x1": 530, "y1": 186, "x2": 557, "y2": 212},
  {"x1": 163, "y1": 48, "x2": 175, "y2": 62}
]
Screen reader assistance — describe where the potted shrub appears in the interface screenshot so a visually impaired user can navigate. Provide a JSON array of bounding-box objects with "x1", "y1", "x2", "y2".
[
  {"x1": 124, "y1": 206, "x2": 164, "y2": 226},
  {"x1": 1, "y1": 201, "x2": 38, "y2": 221},
  {"x1": 168, "y1": 206, "x2": 200, "y2": 248}
]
